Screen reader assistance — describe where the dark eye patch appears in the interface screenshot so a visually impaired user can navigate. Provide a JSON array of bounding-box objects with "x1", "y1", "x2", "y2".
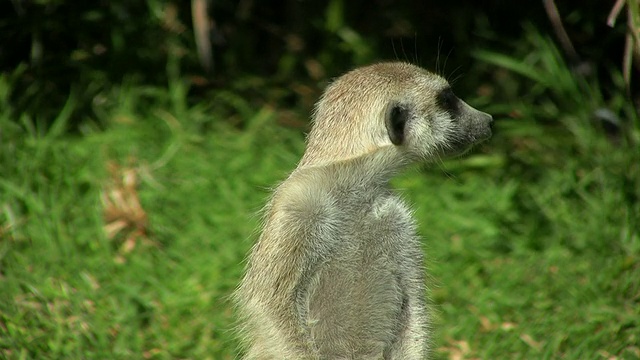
[{"x1": 437, "y1": 87, "x2": 459, "y2": 114}]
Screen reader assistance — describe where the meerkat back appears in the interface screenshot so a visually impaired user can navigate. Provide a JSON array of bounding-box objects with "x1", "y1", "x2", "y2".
[{"x1": 235, "y1": 62, "x2": 493, "y2": 359}]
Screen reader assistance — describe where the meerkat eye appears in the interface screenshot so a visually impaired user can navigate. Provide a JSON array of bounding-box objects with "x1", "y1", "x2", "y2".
[
  {"x1": 437, "y1": 87, "x2": 459, "y2": 114},
  {"x1": 386, "y1": 103, "x2": 410, "y2": 146}
]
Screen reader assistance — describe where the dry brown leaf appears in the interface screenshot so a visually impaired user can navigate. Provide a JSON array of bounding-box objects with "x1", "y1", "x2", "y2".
[
  {"x1": 438, "y1": 339, "x2": 473, "y2": 360},
  {"x1": 597, "y1": 350, "x2": 619, "y2": 360},
  {"x1": 101, "y1": 160, "x2": 150, "y2": 257},
  {"x1": 480, "y1": 316, "x2": 496, "y2": 331},
  {"x1": 520, "y1": 333, "x2": 543, "y2": 350}
]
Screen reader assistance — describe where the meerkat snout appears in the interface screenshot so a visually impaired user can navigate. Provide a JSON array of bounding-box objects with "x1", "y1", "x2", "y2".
[{"x1": 432, "y1": 92, "x2": 494, "y2": 156}]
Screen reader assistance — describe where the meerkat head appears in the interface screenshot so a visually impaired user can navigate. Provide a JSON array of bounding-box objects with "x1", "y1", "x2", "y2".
[{"x1": 299, "y1": 62, "x2": 493, "y2": 168}]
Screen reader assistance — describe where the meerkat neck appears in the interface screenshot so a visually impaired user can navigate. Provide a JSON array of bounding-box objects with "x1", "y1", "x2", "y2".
[{"x1": 294, "y1": 146, "x2": 409, "y2": 187}]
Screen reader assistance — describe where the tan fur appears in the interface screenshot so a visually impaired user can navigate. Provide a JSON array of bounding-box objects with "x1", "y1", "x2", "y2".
[{"x1": 235, "y1": 62, "x2": 493, "y2": 359}]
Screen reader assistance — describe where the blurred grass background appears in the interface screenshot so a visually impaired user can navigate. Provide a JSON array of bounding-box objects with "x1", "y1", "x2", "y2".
[{"x1": 1, "y1": 0, "x2": 639, "y2": 359}]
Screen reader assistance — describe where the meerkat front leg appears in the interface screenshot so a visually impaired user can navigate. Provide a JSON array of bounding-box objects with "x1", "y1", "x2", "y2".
[{"x1": 387, "y1": 282, "x2": 429, "y2": 358}]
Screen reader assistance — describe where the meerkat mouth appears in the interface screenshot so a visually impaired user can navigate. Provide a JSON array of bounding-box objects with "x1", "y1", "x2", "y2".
[{"x1": 446, "y1": 125, "x2": 493, "y2": 156}]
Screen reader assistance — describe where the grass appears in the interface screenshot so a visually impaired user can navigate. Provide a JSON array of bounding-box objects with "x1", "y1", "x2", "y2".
[{"x1": 1, "y1": 31, "x2": 639, "y2": 359}]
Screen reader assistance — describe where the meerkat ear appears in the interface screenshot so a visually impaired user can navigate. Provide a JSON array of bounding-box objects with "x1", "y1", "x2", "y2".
[{"x1": 386, "y1": 103, "x2": 409, "y2": 145}]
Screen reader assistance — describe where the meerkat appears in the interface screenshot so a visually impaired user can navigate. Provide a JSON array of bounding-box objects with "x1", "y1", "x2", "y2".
[{"x1": 235, "y1": 62, "x2": 493, "y2": 359}]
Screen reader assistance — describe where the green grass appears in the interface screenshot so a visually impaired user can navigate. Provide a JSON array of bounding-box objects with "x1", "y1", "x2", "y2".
[{"x1": 1, "y1": 33, "x2": 639, "y2": 359}]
